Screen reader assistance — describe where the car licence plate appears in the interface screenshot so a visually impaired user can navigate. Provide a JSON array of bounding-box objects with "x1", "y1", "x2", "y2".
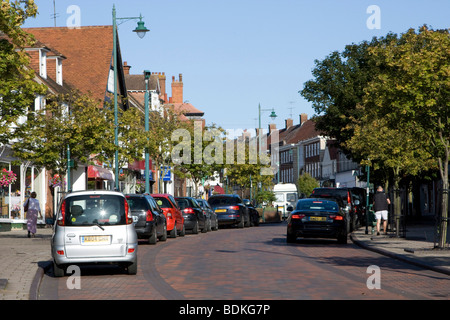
[
  {"x1": 309, "y1": 216, "x2": 326, "y2": 222},
  {"x1": 81, "y1": 235, "x2": 110, "y2": 244},
  {"x1": 215, "y1": 209, "x2": 227, "y2": 213}
]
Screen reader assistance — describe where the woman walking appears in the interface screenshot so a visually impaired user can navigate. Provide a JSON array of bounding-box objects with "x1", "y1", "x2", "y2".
[{"x1": 24, "y1": 192, "x2": 42, "y2": 238}]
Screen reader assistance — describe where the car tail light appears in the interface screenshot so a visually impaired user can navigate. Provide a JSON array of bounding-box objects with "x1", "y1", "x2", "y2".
[
  {"x1": 330, "y1": 215, "x2": 344, "y2": 221},
  {"x1": 127, "y1": 248, "x2": 135, "y2": 254},
  {"x1": 146, "y1": 210, "x2": 153, "y2": 222},
  {"x1": 57, "y1": 200, "x2": 66, "y2": 226},
  {"x1": 291, "y1": 214, "x2": 305, "y2": 219},
  {"x1": 56, "y1": 250, "x2": 64, "y2": 256},
  {"x1": 125, "y1": 198, "x2": 132, "y2": 224},
  {"x1": 183, "y1": 208, "x2": 195, "y2": 214},
  {"x1": 230, "y1": 206, "x2": 239, "y2": 210}
]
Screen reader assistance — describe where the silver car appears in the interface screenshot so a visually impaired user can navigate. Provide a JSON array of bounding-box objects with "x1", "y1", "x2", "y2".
[{"x1": 51, "y1": 190, "x2": 138, "y2": 277}]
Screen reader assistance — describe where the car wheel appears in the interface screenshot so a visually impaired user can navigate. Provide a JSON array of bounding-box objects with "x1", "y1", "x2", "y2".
[
  {"x1": 127, "y1": 259, "x2": 138, "y2": 275},
  {"x1": 179, "y1": 224, "x2": 186, "y2": 236},
  {"x1": 201, "y1": 220, "x2": 208, "y2": 233},
  {"x1": 286, "y1": 233, "x2": 296, "y2": 243},
  {"x1": 337, "y1": 232, "x2": 348, "y2": 244},
  {"x1": 148, "y1": 227, "x2": 157, "y2": 244},
  {"x1": 169, "y1": 223, "x2": 177, "y2": 238},
  {"x1": 213, "y1": 218, "x2": 219, "y2": 230},
  {"x1": 53, "y1": 261, "x2": 65, "y2": 277},
  {"x1": 159, "y1": 223, "x2": 167, "y2": 241},
  {"x1": 192, "y1": 220, "x2": 199, "y2": 234}
]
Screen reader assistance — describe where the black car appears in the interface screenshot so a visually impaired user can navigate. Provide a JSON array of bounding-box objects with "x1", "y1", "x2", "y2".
[
  {"x1": 243, "y1": 199, "x2": 259, "y2": 226},
  {"x1": 175, "y1": 197, "x2": 208, "y2": 234},
  {"x1": 286, "y1": 198, "x2": 348, "y2": 244},
  {"x1": 310, "y1": 187, "x2": 358, "y2": 232},
  {"x1": 208, "y1": 194, "x2": 249, "y2": 228},
  {"x1": 196, "y1": 199, "x2": 219, "y2": 231},
  {"x1": 125, "y1": 194, "x2": 167, "y2": 244}
]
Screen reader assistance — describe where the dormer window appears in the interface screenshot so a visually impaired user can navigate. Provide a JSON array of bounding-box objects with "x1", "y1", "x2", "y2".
[
  {"x1": 56, "y1": 57, "x2": 63, "y2": 85},
  {"x1": 40, "y1": 49, "x2": 47, "y2": 79}
]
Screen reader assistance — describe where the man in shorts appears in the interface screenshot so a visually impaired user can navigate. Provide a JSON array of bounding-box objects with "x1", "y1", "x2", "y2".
[{"x1": 373, "y1": 186, "x2": 390, "y2": 235}]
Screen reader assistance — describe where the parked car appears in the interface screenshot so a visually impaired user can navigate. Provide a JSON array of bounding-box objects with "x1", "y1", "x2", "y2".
[
  {"x1": 310, "y1": 187, "x2": 358, "y2": 232},
  {"x1": 51, "y1": 190, "x2": 138, "y2": 277},
  {"x1": 152, "y1": 193, "x2": 185, "y2": 238},
  {"x1": 350, "y1": 187, "x2": 367, "y2": 229},
  {"x1": 286, "y1": 198, "x2": 348, "y2": 244},
  {"x1": 208, "y1": 194, "x2": 249, "y2": 228},
  {"x1": 125, "y1": 194, "x2": 167, "y2": 244},
  {"x1": 196, "y1": 198, "x2": 219, "y2": 231},
  {"x1": 175, "y1": 197, "x2": 208, "y2": 234},
  {"x1": 243, "y1": 199, "x2": 260, "y2": 226}
]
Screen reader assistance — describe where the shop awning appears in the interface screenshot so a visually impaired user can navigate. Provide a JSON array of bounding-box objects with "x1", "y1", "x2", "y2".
[{"x1": 88, "y1": 165, "x2": 113, "y2": 180}]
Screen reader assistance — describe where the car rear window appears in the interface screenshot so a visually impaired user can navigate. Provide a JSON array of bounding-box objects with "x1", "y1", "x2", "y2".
[
  {"x1": 312, "y1": 189, "x2": 349, "y2": 202},
  {"x1": 208, "y1": 197, "x2": 238, "y2": 206},
  {"x1": 153, "y1": 197, "x2": 172, "y2": 209},
  {"x1": 296, "y1": 200, "x2": 338, "y2": 211},
  {"x1": 176, "y1": 198, "x2": 191, "y2": 209},
  {"x1": 126, "y1": 197, "x2": 149, "y2": 211},
  {"x1": 63, "y1": 194, "x2": 126, "y2": 226}
]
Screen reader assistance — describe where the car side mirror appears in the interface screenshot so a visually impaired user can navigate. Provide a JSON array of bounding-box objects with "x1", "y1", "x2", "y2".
[{"x1": 287, "y1": 205, "x2": 294, "y2": 212}]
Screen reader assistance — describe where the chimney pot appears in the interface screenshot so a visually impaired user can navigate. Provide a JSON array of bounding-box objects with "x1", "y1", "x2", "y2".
[{"x1": 300, "y1": 113, "x2": 308, "y2": 126}]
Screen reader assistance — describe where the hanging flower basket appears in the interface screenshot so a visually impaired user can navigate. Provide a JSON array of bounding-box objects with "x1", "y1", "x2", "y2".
[
  {"x1": 49, "y1": 174, "x2": 65, "y2": 188},
  {"x1": 0, "y1": 168, "x2": 17, "y2": 187}
]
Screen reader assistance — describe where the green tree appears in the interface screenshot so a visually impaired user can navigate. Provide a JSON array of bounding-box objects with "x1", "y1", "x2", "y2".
[
  {"x1": 13, "y1": 91, "x2": 115, "y2": 175},
  {"x1": 362, "y1": 26, "x2": 449, "y2": 247},
  {"x1": 0, "y1": 0, "x2": 46, "y2": 145},
  {"x1": 300, "y1": 33, "x2": 398, "y2": 159},
  {"x1": 174, "y1": 120, "x2": 226, "y2": 196},
  {"x1": 297, "y1": 172, "x2": 319, "y2": 197}
]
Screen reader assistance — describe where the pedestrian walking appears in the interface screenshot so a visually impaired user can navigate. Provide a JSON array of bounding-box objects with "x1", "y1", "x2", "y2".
[
  {"x1": 373, "y1": 186, "x2": 390, "y2": 236},
  {"x1": 24, "y1": 191, "x2": 42, "y2": 238}
]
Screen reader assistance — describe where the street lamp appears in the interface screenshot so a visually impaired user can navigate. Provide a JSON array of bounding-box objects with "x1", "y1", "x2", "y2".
[
  {"x1": 112, "y1": 5, "x2": 149, "y2": 190},
  {"x1": 144, "y1": 70, "x2": 151, "y2": 193},
  {"x1": 258, "y1": 103, "x2": 277, "y2": 186}
]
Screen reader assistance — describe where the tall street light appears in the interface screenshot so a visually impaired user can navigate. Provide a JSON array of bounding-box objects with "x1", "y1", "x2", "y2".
[
  {"x1": 144, "y1": 70, "x2": 151, "y2": 193},
  {"x1": 258, "y1": 103, "x2": 277, "y2": 186},
  {"x1": 112, "y1": 5, "x2": 149, "y2": 190}
]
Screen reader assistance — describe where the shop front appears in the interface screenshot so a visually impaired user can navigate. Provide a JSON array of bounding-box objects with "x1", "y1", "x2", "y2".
[{"x1": 0, "y1": 159, "x2": 47, "y2": 231}]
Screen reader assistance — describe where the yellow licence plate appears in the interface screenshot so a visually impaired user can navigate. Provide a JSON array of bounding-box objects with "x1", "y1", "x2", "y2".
[
  {"x1": 215, "y1": 209, "x2": 227, "y2": 213},
  {"x1": 309, "y1": 216, "x2": 326, "y2": 222},
  {"x1": 81, "y1": 235, "x2": 110, "y2": 243}
]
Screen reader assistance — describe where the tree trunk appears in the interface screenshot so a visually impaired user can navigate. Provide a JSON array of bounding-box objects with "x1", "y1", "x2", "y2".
[{"x1": 437, "y1": 155, "x2": 448, "y2": 249}]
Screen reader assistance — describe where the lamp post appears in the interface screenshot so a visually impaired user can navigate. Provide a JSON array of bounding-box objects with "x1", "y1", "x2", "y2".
[
  {"x1": 258, "y1": 103, "x2": 277, "y2": 187},
  {"x1": 112, "y1": 5, "x2": 149, "y2": 190},
  {"x1": 365, "y1": 158, "x2": 370, "y2": 234},
  {"x1": 144, "y1": 70, "x2": 151, "y2": 193}
]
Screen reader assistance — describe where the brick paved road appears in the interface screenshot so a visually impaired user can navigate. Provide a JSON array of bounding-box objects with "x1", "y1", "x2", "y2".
[{"x1": 37, "y1": 223, "x2": 450, "y2": 300}]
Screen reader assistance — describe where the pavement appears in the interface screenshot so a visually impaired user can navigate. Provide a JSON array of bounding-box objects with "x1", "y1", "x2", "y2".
[{"x1": 0, "y1": 220, "x2": 449, "y2": 300}]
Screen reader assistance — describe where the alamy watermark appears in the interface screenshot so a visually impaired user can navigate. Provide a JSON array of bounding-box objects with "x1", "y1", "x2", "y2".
[
  {"x1": 171, "y1": 120, "x2": 280, "y2": 175},
  {"x1": 366, "y1": 5, "x2": 381, "y2": 30},
  {"x1": 366, "y1": 265, "x2": 381, "y2": 289}
]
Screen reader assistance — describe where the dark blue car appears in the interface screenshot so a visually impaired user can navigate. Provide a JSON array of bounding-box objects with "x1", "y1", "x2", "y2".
[{"x1": 286, "y1": 198, "x2": 348, "y2": 244}]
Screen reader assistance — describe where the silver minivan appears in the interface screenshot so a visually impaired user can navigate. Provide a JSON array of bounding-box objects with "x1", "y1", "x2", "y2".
[{"x1": 51, "y1": 190, "x2": 138, "y2": 277}]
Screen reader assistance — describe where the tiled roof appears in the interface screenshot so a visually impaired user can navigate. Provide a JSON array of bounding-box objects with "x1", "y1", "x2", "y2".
[
  {"x1": 170, "y1": 102, "x2": 204, "y2": 116},
  {"x1": 125, "y1": 74, "x2": 159, "y2": 92},
  {"x1": 23, "y1": 26, "x2": 115, "y2": 102}
]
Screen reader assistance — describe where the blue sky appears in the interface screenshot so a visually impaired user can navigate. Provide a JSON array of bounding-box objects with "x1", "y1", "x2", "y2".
[{"x1": 23, "y1": 0, "x2": 449, "y2": 132}]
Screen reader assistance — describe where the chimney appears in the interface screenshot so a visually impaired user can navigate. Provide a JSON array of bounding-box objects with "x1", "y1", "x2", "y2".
[
  {"x1": 123, "y1": 61, "x2": 131, "y2": 75},
  {"x1": 285, "y1": 118, "x2": 293, "y2": 129},
  {"x1": 157, "y1": 72, "x2": 167, "y2": 102},
  {"x1": 171, "y1": 73, "x2": 183, "y2": 104},
  {"x1": 269, "y1": 123, "x2": 277, "y2": 134},
  {"x1": 300, "y1": 113, "x2": 308, "y2": 126}
]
